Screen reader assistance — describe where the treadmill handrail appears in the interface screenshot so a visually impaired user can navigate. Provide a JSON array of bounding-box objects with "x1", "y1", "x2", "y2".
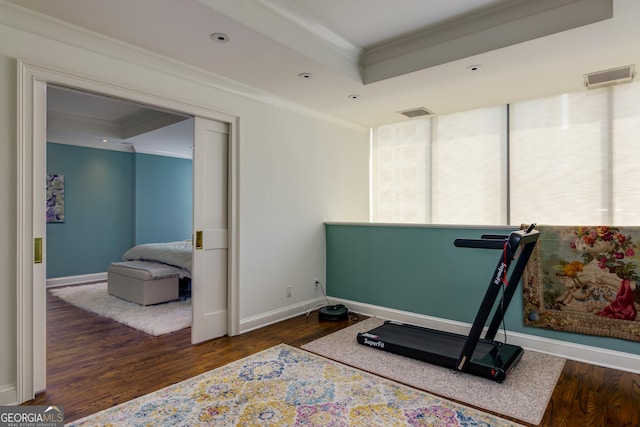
[
  {"x1": 455, "y1": 228, "x2": 539, "y2": 372},
  {"x1": 454, "y1": 239, "x2": 505, "y2": 249},
  {"x1": 454, "y1": 229, "x2": 537, "y2": 252},
  {"x1": 480, "y1": 234, "x2": 509, "y2": 240},
  {"x1": 485, "y1": 237, "x2": 537, "y2": 340}
]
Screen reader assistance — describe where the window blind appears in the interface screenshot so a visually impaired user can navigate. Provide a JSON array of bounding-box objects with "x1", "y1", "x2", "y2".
[{"x1": 371, "y1": 80, "x2": 640, "y2": 226}]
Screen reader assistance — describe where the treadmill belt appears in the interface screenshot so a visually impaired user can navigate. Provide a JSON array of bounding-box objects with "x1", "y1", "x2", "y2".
[
  {"x1": 358, "y1": 321, "x2": 524, "y2": 382},
  {"x1": 363, "y1": 322, "x2": 495, "y2": 360}
]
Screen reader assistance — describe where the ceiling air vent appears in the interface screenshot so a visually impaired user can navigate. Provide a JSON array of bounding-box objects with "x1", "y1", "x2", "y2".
[
  {"x1": 584, "y1": 65, "x2": 635, "y2": 89},
  {"x1": 398, "y1": 107, "x2": 434, "y2": 118}
]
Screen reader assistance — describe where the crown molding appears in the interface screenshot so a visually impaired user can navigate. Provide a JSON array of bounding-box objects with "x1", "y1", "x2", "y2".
[
  {"x1": 0, "y1": 1, "x2": 368, "y2": 133},
  {"x1": 362, "y1": 0, "x2": 613, "y2": 84}
]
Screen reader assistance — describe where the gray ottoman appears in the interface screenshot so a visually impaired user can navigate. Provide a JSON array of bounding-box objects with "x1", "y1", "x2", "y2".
[{"x1": 107, "y1": 261, "x2": 181, "y2": 305}]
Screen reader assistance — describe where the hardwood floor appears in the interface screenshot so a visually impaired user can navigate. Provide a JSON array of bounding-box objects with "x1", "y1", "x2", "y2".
[{"x1": 25, "y1": 289, "x2": 640, "y2": 426}]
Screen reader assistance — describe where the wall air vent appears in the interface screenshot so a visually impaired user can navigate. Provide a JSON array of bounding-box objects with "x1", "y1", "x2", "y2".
[
  {"x1": 584, "y1": 65, "x2": 635, "y2": 89},
  {"x1": 398, "y1": 107, "x2": 434, "y2": 118}
]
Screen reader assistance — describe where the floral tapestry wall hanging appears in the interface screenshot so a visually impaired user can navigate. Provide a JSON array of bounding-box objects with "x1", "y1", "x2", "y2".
[
  {"x1": 523, "y1": 225, "x2": 640, "y2": 342},
  {"x1": 46, "y1": 174, "x2": 65, "y2": 223}
]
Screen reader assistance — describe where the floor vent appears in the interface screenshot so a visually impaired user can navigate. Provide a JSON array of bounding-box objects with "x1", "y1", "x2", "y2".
[
  {"x1": 398, "y1": 107, "x2": 434, "y2": 118},
  {"x1": 584, "y1": 65, "x2": 635, "y2": 89}
]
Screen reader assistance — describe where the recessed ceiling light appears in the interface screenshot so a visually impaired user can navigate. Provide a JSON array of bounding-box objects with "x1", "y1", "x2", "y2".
[
  {"x1": 348, "y1": 94, "x2": 360, "y2": 100},
  {"x1": 466, "y1": 64, "x2": 482, "y2": 72},
  {"x1": 210, "y1": 32, "x2": 230, "y2": 43},
  {"x1": 101, "y1": 138, "x2": 108, "y2": 143},
  {"x1": 298, "y1": 73, "x2": 312, "y2": 79}
]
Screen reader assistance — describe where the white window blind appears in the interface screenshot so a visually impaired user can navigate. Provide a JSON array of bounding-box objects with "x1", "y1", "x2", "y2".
[
  {"x1": 432, "y1": 107, "x2": 506, "y2": 225},
  {"x1": 611, "y1": 81, "x2": 640, "y2": 225},
  {"x1": 510, "y1": 91, "x2": 609, "y2": 225},
  {"x1": 371, "y1": 80, "x2": 640, "y2": 226},
  {"x1": 371, "y1": 119, "x2": 430, "y2": 223}
]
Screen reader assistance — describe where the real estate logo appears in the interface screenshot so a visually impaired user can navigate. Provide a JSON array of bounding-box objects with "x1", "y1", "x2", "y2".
[{"x1": 0, "y1": 406, "x2": 63, "y2": 427}]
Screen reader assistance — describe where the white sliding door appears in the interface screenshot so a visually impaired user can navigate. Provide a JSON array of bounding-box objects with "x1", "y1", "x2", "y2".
[{"x1": 191, "y1": 117, "x2": 229, "y2": 343}]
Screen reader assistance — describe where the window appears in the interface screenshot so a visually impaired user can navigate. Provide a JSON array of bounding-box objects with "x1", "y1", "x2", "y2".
[
  {"x1": 371, "y1": 119, "x2": 430, "y2": 223},
  {"x1": 510, "y1": 92, "x2": 608, "y2": 225},
  {"x1": 432, "y1": 107, "x2": 506, "y2": 225},
  {"x1": 611, "y1": 82, "x2": 640, "y2": 225},
  {"x1": 371, "y1": 81, "x2": 640, "y2": 226}
]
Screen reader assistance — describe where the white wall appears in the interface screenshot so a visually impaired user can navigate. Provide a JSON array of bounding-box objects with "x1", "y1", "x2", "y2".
[
  {"x1": 0, "y1": 3, "x2": 369, "y2": 402},
  {"x1": 238, "y1": 108, "x2": 369, "y2": 328}
]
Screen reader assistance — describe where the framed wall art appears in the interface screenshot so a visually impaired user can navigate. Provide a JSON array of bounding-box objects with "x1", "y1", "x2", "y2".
[{"x1": 46, "y1": 174, "x2": 65, "y2": 223}]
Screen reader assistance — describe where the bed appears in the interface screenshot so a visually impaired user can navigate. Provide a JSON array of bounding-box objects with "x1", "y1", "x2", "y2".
[{"x1": 107, "y1": 241, "x2": 193, "y2": 305}]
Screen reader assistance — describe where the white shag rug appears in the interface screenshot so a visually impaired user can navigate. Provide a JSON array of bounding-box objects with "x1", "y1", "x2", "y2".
[{"x1": 49, "y1": 282, "x2": 191, "y2": 336}]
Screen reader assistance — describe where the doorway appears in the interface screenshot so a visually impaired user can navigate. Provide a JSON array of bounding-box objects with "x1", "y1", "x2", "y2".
[
  {"x1": 16, "y1": 61, "x2": 239, "y2": 403},
  {"x1": 45, "y1": 85, "x2": 195, "y2": 285}
]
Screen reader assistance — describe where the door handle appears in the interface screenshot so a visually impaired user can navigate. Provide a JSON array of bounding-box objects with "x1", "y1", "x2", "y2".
[
  {"x1": 195, "y1": 230, "x2": 203, "y2": 250},
  {"x1": 34, "y1": 237, "x2": 43, "y2": 263}
]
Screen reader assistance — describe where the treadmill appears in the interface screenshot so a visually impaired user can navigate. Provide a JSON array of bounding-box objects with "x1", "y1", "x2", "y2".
[{"x1": 356, "y1": 226, "x2": 539, "y2": 383}]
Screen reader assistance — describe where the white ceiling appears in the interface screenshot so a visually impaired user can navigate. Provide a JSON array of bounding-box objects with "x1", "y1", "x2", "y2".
[
  {"x1": 46, "y1": 86, "x2": 194, "y2": 158},
  {"x1": 8, "y1": 0, "x2": 639, "y2": 153}
]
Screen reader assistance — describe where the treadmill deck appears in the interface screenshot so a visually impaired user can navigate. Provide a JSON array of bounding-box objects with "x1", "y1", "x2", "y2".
[{"x1": 357, "y1": 321, "x2": 523, "y2": 382}]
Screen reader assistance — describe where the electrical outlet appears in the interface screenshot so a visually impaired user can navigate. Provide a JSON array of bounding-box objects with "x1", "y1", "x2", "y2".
[
  {"x1": 286, "y1": 285, "x2": 292, "y2": 297},
  {"x1": 313, "y1": 278, "x2": 320, "y2": 289}
]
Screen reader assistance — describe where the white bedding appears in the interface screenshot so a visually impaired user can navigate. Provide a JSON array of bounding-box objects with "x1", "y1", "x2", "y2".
[{"x1": 122, "y1": 241, "x2": 192, "y2": 273}]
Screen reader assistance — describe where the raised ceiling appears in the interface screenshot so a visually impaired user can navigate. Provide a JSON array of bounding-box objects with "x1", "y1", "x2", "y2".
[
  {"x1": 46, "y1": 86, "x2": 193, "y2": 158},
  {"x1": 7, "y1": 0, "x2": 639, "y2": 130}
]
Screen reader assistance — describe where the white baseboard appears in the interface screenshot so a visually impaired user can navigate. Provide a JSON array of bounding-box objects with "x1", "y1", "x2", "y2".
[
  {"x1": 332, "y1": 298, "x2": 640, "y2": 375},
  {"x1": 240, "y1": 296, "x2": 328, "y2": 334},
  {"x1": 0, "y1": 384, "x2": 17, "y2": 406},
  {"x1": 46, "y1": 272, "x2": 107, "y2": 288}
]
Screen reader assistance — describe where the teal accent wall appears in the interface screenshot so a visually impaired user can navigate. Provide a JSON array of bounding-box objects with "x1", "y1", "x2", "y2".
[
  {"x1": 46, "y1": 143, "x2": 135, "y2": 278},
  {"x1": 326, "y1": 223, "x2": 640, "y2": 355},
  {"x1": 135, "y1": 153, "x2": 192, "y2": 243},
  {"x1": 46, "y1": 143, "x2": 192, "y2": 278}
]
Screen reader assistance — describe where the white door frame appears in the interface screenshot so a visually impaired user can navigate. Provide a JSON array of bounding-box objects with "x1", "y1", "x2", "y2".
[{"x1": 16, "y1": 60, "x2": 240, "y2": 403}]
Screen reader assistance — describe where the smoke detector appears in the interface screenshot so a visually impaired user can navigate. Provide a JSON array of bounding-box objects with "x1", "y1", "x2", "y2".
[
  {"x1": 584, "y1": 65, "x2": 634, "y2": 89},
  {"x1": 398, "y1": 107, "x2": 434, "y2": 118}
]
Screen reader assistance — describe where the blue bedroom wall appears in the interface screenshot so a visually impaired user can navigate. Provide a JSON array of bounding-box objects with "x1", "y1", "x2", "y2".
[
  {"x1": 46, "y1": 143, "x2": 193, "y2": 279},
  {"x1": 325, "y1": 223, "x2": 640, "y2": 356},
  {"x1": 134, "y1": 153, "x2": 192, "y2": 244},
  {"x1": 46, "y1": 143, "x2": 135, "y2": 278}
]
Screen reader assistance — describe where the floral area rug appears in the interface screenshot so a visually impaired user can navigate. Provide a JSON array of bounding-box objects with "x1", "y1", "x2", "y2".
[
  {"x1": 523, "y1": 225, "x2": 640, "y2": 342},
  {"x1": 68, "y1": 344, "x2": 523, "y2": 427}
]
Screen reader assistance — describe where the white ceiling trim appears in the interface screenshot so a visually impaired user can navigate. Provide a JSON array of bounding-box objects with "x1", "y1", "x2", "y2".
[
  {"x1": 362, "y1": 0, "x2": 614, "y2": 83},
  {"x1": 48, "y1": 110, "x2": 121, "y2": 141},
  {"x1": 198, "y1": 0, "x2": 613, "y2": 85},
  {"x1": 47, "y1": 138, "x2": 134, "y2": 154},
  {"x1": 254, "y1": 0, "x2": 361, "y2": 54},
  {"x1": 133, "y1": 146, "x2": 193, "y2": 160},
  {"x1": 5, "y1": 0, "x2": 634, "y2": 127},
  {"x1": 0, "y1": 1, "x2": 291, "y2": 111},
  {"x1": 196, "y1": 0, "x2": 363, "y2": 82},
  {"x1": 1, "y1": 1, "x2": 367, "y2": 133}
]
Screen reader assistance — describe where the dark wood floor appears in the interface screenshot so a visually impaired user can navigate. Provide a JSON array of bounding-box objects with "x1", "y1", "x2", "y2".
[{"x1": 25, "y1": 289, "x2": 640, "y2": 426}]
